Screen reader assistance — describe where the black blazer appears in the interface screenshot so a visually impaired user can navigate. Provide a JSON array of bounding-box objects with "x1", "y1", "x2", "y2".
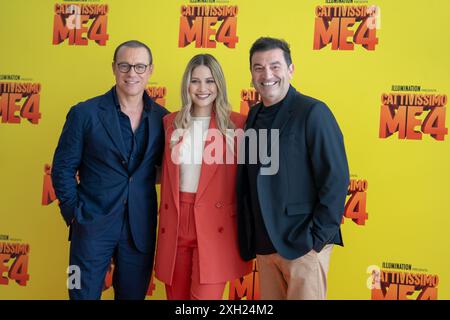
[{"x1": 237, "y1": 86, "x2": 350, "y2": 260}]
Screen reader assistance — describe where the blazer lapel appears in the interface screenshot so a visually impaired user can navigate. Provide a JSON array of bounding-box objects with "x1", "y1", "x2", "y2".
[
  {"x1": 270, "y1": 85, "x2": 297, "y2": 133},
  {"x1": 165, "y1": 121, "x2": 180, "y2": 215},
  {"x1": 195, "y1": 112, "x2": 221, "y2": 204},
  {"x1": 98, "y1": 90, "x2": 128, "y2": 164},
  {"x1": 245, "y1": 103, "x2": 262, "y2": 130},
  {"x1": 141, "y1": 99, "x2": 161, "y2": 160}
]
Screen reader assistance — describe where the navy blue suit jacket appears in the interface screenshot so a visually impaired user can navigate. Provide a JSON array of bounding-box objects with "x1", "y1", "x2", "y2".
[
  {"x1": 52, "y1": 87, "x2": 169, "y2": 253},
  {"x1": 237, "y1": 86, "x2": 350, "y2": 260}
]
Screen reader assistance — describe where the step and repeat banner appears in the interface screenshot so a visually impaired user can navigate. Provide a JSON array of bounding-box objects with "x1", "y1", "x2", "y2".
[{"x1": 0, "y1": 0, "x2": 449, "y2": 300}]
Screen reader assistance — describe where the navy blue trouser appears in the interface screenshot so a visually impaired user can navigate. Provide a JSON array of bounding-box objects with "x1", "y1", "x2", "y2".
[{"x1": 68, "y1": 212, "x2": 153, "y2": 300}]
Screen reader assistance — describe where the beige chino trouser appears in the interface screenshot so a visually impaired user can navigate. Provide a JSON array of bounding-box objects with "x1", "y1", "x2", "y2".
[{"x1": 256, "y1": 244, "x2": 334, "y2": 300}]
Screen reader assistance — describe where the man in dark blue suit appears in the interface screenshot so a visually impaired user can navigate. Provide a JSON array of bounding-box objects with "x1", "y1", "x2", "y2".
[
  {"x1": 237, "y1": 37, "x2": 349, "y2": 299},
  {"x1": 52, "y1": 40, "x2": 169, "y2": 299}
]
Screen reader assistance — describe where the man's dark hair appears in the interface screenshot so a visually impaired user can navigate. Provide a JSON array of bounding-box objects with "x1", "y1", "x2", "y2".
[
  {"x1": 249, "y1": 37, "x2": 292, "y2": 68},
  {"x1": 113, "y1": 40, "x2": 153, "y2": 64}
]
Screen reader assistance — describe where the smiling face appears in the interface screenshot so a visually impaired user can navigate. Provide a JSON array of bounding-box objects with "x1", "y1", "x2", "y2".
[
  {"x1": 112, "y1": 46, "x2": 153, "y2": 99},
  {"x1": 250, "y1": 48, "x2": 294, "y2": 106},
  {"x1": 189, "y1": 65, "x2": 218, "y2": 115}
]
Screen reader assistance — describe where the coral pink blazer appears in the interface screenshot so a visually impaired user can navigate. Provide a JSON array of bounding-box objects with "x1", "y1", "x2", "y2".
[{"x1": 154, "y1": 111, "x2": 252, "y2": 285}]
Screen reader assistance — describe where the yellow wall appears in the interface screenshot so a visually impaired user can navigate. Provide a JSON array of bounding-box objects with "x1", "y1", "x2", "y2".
[{"x1": 0, "y1": 0, "x2": 449, "y2": 299}]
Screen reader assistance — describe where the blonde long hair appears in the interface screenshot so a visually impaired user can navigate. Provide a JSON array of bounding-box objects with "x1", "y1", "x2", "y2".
[{"x1": 173, "y1": 54, "x2": 235, "y2": 142}]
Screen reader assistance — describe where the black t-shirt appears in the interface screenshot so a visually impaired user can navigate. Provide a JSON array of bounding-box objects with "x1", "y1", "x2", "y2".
[{"x1": 246, "y1": 100, "x2": 283, "y2": 255}]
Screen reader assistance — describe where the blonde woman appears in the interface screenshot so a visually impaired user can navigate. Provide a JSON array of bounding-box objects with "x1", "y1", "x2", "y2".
[{"x1": 154, "y1": 54, "x2": 252, "y2": 300}]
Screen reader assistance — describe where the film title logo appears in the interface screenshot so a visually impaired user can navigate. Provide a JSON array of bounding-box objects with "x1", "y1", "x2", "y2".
[
  {"x1": 53, "y1": 3, "x2": 109, "y2": 46},
  {"x1": 229, "y1": 260, "x2": 260, "y2": 300},
  {"x1": 313, "y1": 5, "x2": 380, "y2": 50},
  {"x1": 368, "y1": 265, "x2": 438, "y2": 300},
  {"x1": 379, "y1": 93, "x2": 448, "y2": 141},
  {"x1": 342, "y1": 178, "x2": 368, "y2": 225},
  {"x1": 0, "y1": 242, "x2": 30, "y2": 286},
  {"x1": 0, "y1": 82, "x2": 41, "y2": 124},
  {"x1": 240, "y1": 89, "x2": 261, "y2": 116},
  {"x1": 146, "y1": 86, "x2": 167, "y2": 107},
  {"x1": 179, "y1": 5, "x2": 238, "y2": 48}
]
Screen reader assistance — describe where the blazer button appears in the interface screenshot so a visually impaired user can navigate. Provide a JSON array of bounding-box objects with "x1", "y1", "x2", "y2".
[
  {"x1": 123, "y1": 199, "x2": 127, "y2": 205},
  {"x1": 161, "y1": 228, "x2": 165, "y2": 234},
  {"x1": 121, "y1": 160, "x2": 126, "y2": 165},
  {"x1": 129, "y1": 177, "x2": 133, "y2": 182},
  {"x1": 164, "y1": 203, "x2": 168, "y2": 210},
  {"x1": 215, "y1": 202, "x2": 223, "y2": 208},
  {"x1": 218, "y1": 227, "x2": 224, "y2": 233}
]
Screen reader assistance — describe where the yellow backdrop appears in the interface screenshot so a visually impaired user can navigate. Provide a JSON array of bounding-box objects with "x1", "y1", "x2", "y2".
[{"x1": 0, "y1": 0, "x2": 449, "y2": 300}]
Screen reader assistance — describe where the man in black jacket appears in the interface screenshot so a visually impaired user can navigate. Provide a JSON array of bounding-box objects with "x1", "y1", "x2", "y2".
[{"x1": 237, "y1": 37, "x2": 349, "y2": 299}]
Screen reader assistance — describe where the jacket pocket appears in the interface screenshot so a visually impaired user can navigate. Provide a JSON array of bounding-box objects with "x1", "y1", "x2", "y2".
[{"x1": 286, "y1": 202, "x2": 314, "y2": 216}]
